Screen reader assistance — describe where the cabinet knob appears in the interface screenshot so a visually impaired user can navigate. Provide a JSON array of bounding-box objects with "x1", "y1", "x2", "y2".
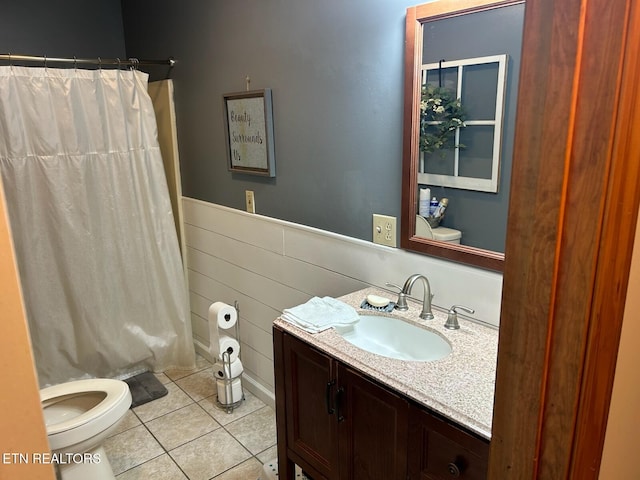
[{"x1": 447, "y1": 462, "x2": 461, "y2": 477}]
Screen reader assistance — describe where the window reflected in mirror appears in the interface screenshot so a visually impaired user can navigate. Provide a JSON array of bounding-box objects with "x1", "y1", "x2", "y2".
[{"x1": 420, "y1": 54, "x2": 507, "y2": 193}]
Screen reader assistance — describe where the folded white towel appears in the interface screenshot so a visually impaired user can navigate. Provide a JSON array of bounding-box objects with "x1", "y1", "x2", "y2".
[{"x1": 281, "y1": 296, "x2": 359, "y2": 333}]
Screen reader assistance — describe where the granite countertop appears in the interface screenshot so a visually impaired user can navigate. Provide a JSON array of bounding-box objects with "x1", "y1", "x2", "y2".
[{"x1": 273, "y1": 287, "x2": 499, "y2": 440}]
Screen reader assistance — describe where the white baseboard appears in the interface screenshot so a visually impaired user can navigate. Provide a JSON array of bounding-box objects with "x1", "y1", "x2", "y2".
[{"x1": 241, "y1": 372, "x2": 276, "y2": 409}]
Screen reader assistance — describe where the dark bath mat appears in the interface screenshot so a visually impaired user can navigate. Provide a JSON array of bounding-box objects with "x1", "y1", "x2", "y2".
[{"x1": 124, "y1": 372, "x2": 168, "y2": 408}]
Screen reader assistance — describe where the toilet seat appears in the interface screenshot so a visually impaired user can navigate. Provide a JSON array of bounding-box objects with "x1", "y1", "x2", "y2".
[{"x1": 41, "y1": 379, "x2": 131, "y2": 451}]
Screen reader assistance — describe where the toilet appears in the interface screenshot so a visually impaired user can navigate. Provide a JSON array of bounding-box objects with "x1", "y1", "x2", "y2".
[
  {"x1": 40, "y1": 378, "x2": 132, "y2": 480},
  {"x1": 415, "y1": 215, "x2": 462, "y2": 244}
]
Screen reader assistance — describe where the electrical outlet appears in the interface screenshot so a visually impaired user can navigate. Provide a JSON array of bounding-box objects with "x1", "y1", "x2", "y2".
[
  {"x1": 245, "y1": 190, "x2": 256, "y2": 213},
  {"x1": 372, "y1": 214, "x2": 397, "y2": 247}
]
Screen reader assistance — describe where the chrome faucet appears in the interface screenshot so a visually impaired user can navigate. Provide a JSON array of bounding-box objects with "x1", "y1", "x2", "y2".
[
  {"x1": 387, "y1": 274, "x2": 434, "y2": 320},
  {"x1": 402, "y1": 274, "x2": 434, "y2": 320}
]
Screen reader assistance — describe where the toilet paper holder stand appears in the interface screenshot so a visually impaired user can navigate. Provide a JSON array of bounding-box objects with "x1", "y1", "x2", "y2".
[{"x1": 216, "y1": 301, "x2": 245, "y2": 413}]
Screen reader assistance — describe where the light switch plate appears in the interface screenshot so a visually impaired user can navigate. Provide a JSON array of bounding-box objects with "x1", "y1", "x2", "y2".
[
  {"x1": 245, "y1": 190, "x2": 255, "y2": 213},
  {"x1": 372, "y1": 214, "x2": 397, "y2": 247}
]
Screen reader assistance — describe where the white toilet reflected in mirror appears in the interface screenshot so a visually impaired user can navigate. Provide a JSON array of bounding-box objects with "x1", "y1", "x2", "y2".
[{"x1": 415, "y1": 215, "x2": 462, "y2": 244}]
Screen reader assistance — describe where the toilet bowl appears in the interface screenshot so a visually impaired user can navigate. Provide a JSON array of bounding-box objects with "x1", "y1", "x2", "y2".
[{"x1": 40, "y1": 378, "x2": 132, "y2": 480}]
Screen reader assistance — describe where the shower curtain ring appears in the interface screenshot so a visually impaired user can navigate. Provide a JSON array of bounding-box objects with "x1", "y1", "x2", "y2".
[
  {"x1": 98, "y1": 57, "x2": 102, "y2": 71},
  {"x1": 73, "y1": 56, "x2": 77, "y2": 70},
  {"x1": 44, "y1": 55, "x2": 47, "y2": 69}
]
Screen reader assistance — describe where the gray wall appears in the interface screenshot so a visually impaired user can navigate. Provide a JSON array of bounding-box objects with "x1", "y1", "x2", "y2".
[
  {"x1": 1, "y1": 0, "x2": 518, "y2": 249},
  {"x1": 0, "y1": 0, "x2": 126, "y2": 58},
  {"x1": 121, "y1": 0, "x2": 419, "y2": 240}
]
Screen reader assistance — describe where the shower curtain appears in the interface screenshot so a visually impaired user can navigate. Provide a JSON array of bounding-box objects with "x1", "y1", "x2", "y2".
[{"x1": 0, "y1": 65, "x2": 195, "y2": 386}]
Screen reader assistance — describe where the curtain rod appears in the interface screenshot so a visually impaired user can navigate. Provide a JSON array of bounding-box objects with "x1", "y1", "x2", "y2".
[{"x1": 0, "y1": 53, "x2": 175, "y2": 68}]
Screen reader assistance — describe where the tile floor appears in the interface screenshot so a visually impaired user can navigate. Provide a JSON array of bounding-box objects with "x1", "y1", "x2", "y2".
[{"x1": 103, "y1": 355, "x2": 278, "y2": 480}]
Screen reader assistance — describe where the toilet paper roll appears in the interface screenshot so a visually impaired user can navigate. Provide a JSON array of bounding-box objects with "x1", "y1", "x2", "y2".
[
  {"x1": 217, "y1": 335, "x2": 240, "y2": 363},
  {"x1": 207, "y1": 301, "x2": 238, "y2": 360},
  {"x1": 217, "y1": 377, "x2": 243, "y2": 405},
  {"x1": 213, "y1": 358, "x2": 244, "y2": 380},
  {"x1": 208, "y1": 302, "x2": 238, "y2": 330}
]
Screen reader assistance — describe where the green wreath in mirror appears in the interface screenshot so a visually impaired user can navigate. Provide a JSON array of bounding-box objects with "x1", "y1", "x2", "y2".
[{"x1": 419, "y1": 85, "x2": 467, "y2": 155}]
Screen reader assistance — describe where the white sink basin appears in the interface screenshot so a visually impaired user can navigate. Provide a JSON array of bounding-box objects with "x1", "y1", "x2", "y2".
[{"x1": 335, "y1": 314, "x2": 451, "y2": 361}]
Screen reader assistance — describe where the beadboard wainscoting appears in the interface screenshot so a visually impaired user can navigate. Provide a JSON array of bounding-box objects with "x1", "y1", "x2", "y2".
[{"x1": 182, "y1": 198, "x2": 503, "y2": 407}]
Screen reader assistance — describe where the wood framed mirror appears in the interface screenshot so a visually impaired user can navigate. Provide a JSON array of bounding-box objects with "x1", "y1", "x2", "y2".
[{"x1": 401, "y1": 0, "x2": 524, "y2": 272}]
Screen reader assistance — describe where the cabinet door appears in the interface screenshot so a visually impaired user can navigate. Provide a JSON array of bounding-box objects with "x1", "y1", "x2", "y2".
[
  {"x1": 337, "y1": 364, "x2": 409, "y2": 480},
  {"x1": 282, "y1": 332, "x2": 339, "y2": 479},
  {"x1": 408, "y1": 405, "x2": 489, "y2": 480}
]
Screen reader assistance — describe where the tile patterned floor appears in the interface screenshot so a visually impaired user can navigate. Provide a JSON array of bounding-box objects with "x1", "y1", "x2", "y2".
[{"x1": 103, "y1": 356, "x2": 276, "y2": 480}]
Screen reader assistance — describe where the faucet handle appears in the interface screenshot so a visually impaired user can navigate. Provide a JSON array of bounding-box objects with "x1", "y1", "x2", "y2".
[
  {"x1": 444, "y1": 305, "x2": 475, "y2": 330},
  {"x1": 385, "y1": 282, "x2": 402, "y2": 292},
  {"x1": 385, "y1": 282, "x2": 408, "y2": 311}
]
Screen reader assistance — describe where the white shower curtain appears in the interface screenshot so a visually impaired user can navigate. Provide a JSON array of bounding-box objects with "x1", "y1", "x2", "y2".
[{"x1": 0, "y1": 66, "x2": 195, "y2": 386}]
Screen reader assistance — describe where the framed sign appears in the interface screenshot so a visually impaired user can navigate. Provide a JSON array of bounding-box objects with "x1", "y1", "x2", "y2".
[{"x1": 223, "y1": 89, "x2": 276, "y2": 177}]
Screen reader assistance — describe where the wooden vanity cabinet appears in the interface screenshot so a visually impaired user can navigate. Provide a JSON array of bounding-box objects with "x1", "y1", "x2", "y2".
[
  {"x1": 274, "y1": 325, "x2": 489, "y2": 480},
  {"x1": 337, "y1": 364, "x2": 409, "y2": 479},
  {"x1": 407, "y1": 405, "x2": 489, "y2": 480},
  {"x1": 275, "y1": 327, "x2": 408, "y2": 479},
  {"x1": 278, "y1": 325, "x2": 339, "y2": 479}
]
